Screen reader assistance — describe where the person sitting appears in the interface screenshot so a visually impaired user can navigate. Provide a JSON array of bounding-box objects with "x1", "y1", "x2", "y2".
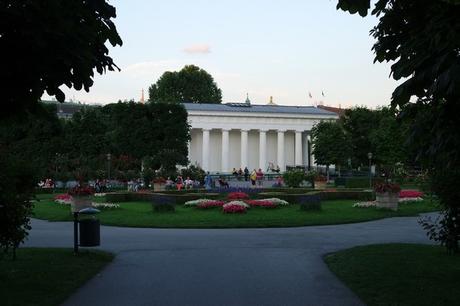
[
  {"x1": 218, "y1": 177, "x2": 229, "y2": 188},
  {"x1": 185, "y1": 177, "x2": 193, "y2": 190},
  {"x1": 273, "y1": 176, "x2": 283, "y2": 188},
  {"x1": 165, "y1": 177, "x2": 175, "y2": 190}
]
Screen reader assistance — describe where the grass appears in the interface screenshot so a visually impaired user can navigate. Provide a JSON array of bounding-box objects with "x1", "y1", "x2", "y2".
[
  {"x1": 33, "y1": 194, "x2": 439, "y2": 228},
  {"x1": 1, "y1": 248, "x2": 113, "y2": 306},
  {"x1": 325, "y1": 244, "x2": 460, "y2": 306}
]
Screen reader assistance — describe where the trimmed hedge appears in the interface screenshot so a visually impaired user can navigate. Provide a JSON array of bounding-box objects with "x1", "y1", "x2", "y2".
[
  {"x1": 298, "y1": 193, "x2": 322, "y2": 211},
  {"x1": 320, "y1": 190, "x2": 374, "y2": 201},
  {"x1": 334, "y1": 177, "x2": 384, "y2": 188},
  {"x1": 106, "y1": 192, "x2": 219, "y2": 204}
]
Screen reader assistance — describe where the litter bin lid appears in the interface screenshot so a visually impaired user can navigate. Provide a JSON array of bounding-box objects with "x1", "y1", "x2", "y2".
[{"x1": 78, "y1": 207, "x2": 100, "y2": 214}]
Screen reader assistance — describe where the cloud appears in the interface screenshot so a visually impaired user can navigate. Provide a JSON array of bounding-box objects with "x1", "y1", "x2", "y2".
[{"x1": 183, "y1": 44, "x2": 211, "y2": 54}]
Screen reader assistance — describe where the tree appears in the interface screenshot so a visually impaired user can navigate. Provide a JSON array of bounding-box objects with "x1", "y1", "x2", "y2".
[
  {"x1": 311, "y1": 120, "x2": 351, "y2": 180},
  {"x1": 1, "y1": 0, "x2": 122, "y2": 117},
  {"x1": 148, "y1": 65, "x2": 222, "y2": 104},
  {"x1": 337, "y1": 0, "x2": 460, "y2": 252},
  {"x1": 341, "y1": 107, "x2": 381, "y2": 167}
]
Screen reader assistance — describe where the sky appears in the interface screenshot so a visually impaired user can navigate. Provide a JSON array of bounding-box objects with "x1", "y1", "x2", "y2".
[{"x1": 44, "y1": 0, "x2": 399, "y2": 108}]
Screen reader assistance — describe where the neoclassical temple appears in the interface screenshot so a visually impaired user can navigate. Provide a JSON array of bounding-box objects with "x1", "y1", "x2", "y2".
[{"x1": 184, "y1": 98, "x2": 338, "y2": 173}]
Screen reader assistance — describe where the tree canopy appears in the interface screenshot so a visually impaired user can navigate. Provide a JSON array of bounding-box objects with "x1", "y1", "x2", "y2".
[
  {"x1": 311, "y1": 120, "x2": 351, "y2": 178},
  {"x1": 337, "y1": 0, "x2": 460, "y2": 252},
  {"x1": 0, "y1": 0, "x2": 122, "y2": 116},
  {"x1": 148, "y1": 65, "x2": 222, "y2": 104}
]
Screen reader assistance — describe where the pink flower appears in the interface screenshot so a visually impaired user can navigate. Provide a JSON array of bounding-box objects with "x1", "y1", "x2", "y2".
[
  {"x1": 54, "y1": 194, "x2": 71, "y2": 201},
  {"x1": 245, "y1": 200, "x2": 278, "y2": 208},
  {"x1": 196, "y1": 201, "x2": 226, "y2": 209},
  {"x1": 399, "y1": 190, "x2": 424, "y2": 198},
  {"x1": 222, "y1": 204, "x2": 247, "y2": 214},
  {"x1": 227, "y1": 192, "x2": 250, "y2": 200}
]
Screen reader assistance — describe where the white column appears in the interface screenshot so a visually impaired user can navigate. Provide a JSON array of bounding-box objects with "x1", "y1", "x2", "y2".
[
  {"x1": 295, "y1": 131, "x2": 303, "y2": 166},
  {"x1": 221, "y1": 129, "x2": 229, "y2": 172},
  {"x1": 202, "y1": 129, "x2": 210, "y2": 171},
  {"x1": 240, "y1": 129, "x2": 249, "y2": 169},
  {"x1": 277, "y1": 130, "x2": 285, "y2": 171},
  {"x1": 305, "y1": 134, "x2": 310, "y2": 168},
  {"x1": 259, "y1": 129, "x2": 267, "y2": 170},
  {"x1": 309, "y1": 135, "x2": 316, "y2": 167}
]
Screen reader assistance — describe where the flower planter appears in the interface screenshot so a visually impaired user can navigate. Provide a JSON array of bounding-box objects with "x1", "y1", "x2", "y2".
[
  {"x1": 154, "y1": 183, "x2": 165, "y2": 191},
  {"x1": 376, "y1": 192, "x2": 399, "y2": 211},
  {"x1": 71, "y1": 196, "x2": 93, "y2": 213},
  {"x1": 314, "y1": 181, "x2": 327, "y2": 190}
]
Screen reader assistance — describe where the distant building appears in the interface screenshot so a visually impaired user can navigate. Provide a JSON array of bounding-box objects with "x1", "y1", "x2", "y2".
[
  {"x1": 184, "y1": 98, "x2": 338, "y2": 173},
  {"x1": 42, "y1": 100, "x2": 90, "y2": 119}
]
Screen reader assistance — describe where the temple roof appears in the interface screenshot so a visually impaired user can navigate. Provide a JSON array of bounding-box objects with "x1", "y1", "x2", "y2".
[{"x1": 183, "y1": 102, "x2": 337, "y2": 116}]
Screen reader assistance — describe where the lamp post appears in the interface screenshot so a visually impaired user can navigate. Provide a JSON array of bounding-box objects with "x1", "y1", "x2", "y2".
[
  {"x1": 367, "y1": 152, "x2": 373, "y2": 188},
  {"x1": 107, "y1": 153, "x2": 111, "y2": 182}
]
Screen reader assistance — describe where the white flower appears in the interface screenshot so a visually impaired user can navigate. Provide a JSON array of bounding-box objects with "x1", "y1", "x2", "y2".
[
  {"x1": 398, "y1": 197, "x2": 423, "y2": 203},
  {"x1": 224, "y1": 201, "x2": 250, "y2": 208},
  {"x1": 91, "y1": 202, "x2": 120, "y2": 209},
  {"x1": 353, "y1": 201, "x2": 377, "y2": 208},
  {"x1": 94, "y1": 193, "x2": 106, "y2": 197},
  {"x1": 261, "y1": 198, "x2": 289, "y2": 206},
  {"x1": 184, "y1": 199, "x2": 214, "y2": 207}
]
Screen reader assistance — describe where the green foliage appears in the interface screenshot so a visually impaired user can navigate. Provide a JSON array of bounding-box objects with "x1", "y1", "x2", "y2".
[
  {"x1": 0, "y1": 152, "x2": 36, "y2": 259},
  {"x1": 1, "y1": 0, "x2": 122, "y2": 117},
  {"x1": 337, "y1": 0, "x2": 460, "y2": 252},
  {"x1": 181, "y1": 164, "x2": 206, "y2": 183},
  {"x1": 282, "y1": 169, "x2": 307, "y2": 188},
  {"x1": 148, "y1": 65, "x2": 222, "y2": 103},
  {"x1": 311, "y1": 120, "x2": 351, "y2": 171}
]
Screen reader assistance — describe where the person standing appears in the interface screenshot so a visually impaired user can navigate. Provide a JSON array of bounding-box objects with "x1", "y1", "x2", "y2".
[
  {"x1": 204, "y1": 172, "x2": 213, "y2": 190},
  {"x1": 250, "y1": 169, "x2": 257, "y2": 187},
  {"x1": 244, "y1": 167, "x2": 249, "y2": 181},
  {"x1": 176, "y1": 175, "x2": 183, "y2": 191},
  {"x1": 256, "y1": 168, "x2": 264, "y2": 187}
]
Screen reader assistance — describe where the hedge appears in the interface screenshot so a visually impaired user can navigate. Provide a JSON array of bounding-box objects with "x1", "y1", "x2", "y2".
[
  {"x1": 106, "y1": 192, "x2": 219, "y2": 204},
  {"x1": 334, "y1": 177, "x2": 383, "y2": 188}
]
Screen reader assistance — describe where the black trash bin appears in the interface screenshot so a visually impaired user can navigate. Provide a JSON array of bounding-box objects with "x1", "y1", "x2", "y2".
[{"x1": 79, "y1": 218, "x2": 100, "y2": 247}]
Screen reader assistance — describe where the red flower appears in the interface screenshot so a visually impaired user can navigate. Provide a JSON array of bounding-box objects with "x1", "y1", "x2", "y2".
[
  {"x1": 196, "y1": 201, "x2": 226, "y2": 209},
  {"x1": 68, "y1": 186, "x2": 94, "y2": 196},
  {"x1": 245, "y1": 200, "x2": 278, "y2": 208},
  {"x1": 227, "y1": 192, "x2": 249, "y2": 200},
  {"x1": 399, "y1": 190, "x2": 424, "y2": 198},
  {"x1": 374, "y1": 182, "x2": 401, "y2": 194},
  {"x1": 223, "y1": 204, "x2": 247, "y2": 214},
  {"x1": 54, "y1": 194, "x2": 71, "y2": 201}
]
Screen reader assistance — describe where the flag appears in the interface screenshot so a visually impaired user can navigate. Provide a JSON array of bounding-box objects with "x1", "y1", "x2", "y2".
[
  {"x1": 322, "y1": 91, "x2": 325, "y2": 97},
  {"x1": 308, "y1": 92, "x2": 312, "y2": 99}
]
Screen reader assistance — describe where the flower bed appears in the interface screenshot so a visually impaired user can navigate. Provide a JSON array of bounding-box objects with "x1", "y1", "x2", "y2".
[
  {"x1": 227, "y1": 192, "x2": 249, "y2": 200},
  {"x1": 92, "y1": 202, "x2": 120, "y2": 210},
  {"x1": 184, "y1": 199, "x2": 214, "y2": 207},
  {"x1": 399, "y1": 190, "x2": 424, "y2": 198},
  {"x1": 54, "y1": 194, "x2": 72, "y2": 205},
  {"x1": 223, "y1": 202, "x2": 247, "y2": 214},
  {"x1": 245, "y1": 200, "x2": 278, "y2": 208},
  {"x1": 196, "y1": 200, "x2": 226, "y2": 209}
]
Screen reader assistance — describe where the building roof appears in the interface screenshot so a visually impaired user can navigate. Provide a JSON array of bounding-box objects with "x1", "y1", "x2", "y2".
[
  {"x1": 317, "y1": 105, "x2": 346, "y2": 117},
  {"x1": 183, "y1": 102, "x2": 337, "y2": 116}
]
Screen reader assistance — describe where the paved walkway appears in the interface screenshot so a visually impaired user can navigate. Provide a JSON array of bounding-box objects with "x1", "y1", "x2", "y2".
[{"x1": 24, "y1": 214, "x2": 435, "y2": 306}]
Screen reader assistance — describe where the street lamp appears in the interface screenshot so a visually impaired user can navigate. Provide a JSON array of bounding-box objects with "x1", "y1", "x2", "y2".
[
  {"x1": 367, "y1": 152, "x2": 373, "y2": 188},
  {"x1": 107, "y1": 153, "x2": 111, "y2": 182}
]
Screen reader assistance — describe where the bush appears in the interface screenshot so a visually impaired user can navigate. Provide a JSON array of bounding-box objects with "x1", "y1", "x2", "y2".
[
  {"x1": 283, "y1": 169, "x2": 306, "y2": 188},
  {"x1": 0, "y1": 153, "x2": 37, "y2": 259},
  {"x1": 151, "y1": 194, "x2": 175, "y2": 213},
  {"x1": 319, "y1": 190, "x2": 374, "y2": 201},
  {"x1": 299, "y1": 193, "x2": 322, "y2": 211},
  {"x1": 180, "y1": 165, "x2": 206, "y2": 183}
]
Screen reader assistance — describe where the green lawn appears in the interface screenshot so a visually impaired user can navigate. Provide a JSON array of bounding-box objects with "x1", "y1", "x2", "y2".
[
  {"x1": 1, "y1": 248, "x2": 113, "y2": 306},
  {"x1": 325, "y1": 244, "x2": 460, "y2": 306},
  {"x1": 33, "y1": 194, "x2": 439, "y2": 228}
]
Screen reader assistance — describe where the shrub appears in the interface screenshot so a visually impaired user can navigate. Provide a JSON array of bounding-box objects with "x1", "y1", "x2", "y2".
[
  {"x1": 319, "y1": 190, "x2": 375, "y2": 201},
  {"x1": 105, "y1": 192, "x2": 129, "y2": 203},
  {"x1": 283, "y1": 169, "x2": 306, "y2": 188},
  {"x1": 298, "y1": 194, "x2": 322, "y2": 211},
  {"x1": 151, "y1": 195, "x2": 175, "y2": 213}
]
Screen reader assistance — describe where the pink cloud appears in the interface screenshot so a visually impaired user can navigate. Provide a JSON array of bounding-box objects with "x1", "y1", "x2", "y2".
[{"x1": 183, "y1": 44, "x2": 211, "y2": 54}]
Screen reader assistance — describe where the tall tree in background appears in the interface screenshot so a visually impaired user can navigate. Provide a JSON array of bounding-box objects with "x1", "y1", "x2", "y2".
[
  {"x1": 148, "y1": 65, "x2": 222, "y2": 104},
  {"x1": 311, "y1": 121, "x2": 351, "y2": 180},
  {"x1": 337, "y1": 0, "x2": 460, "y2": 252}
]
